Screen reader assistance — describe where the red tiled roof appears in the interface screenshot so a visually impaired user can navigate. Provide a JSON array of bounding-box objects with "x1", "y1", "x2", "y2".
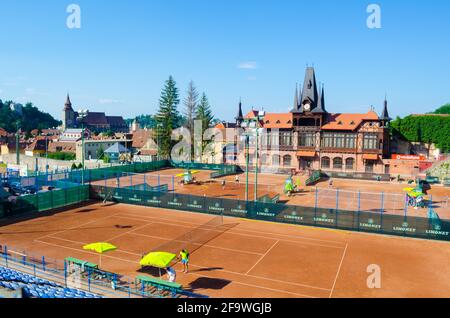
[
  {"x1": 262, "y1": 113, "x2": 293, "y2": 129},
  {"x1": 321, "y1": 111, "x2": 379, "y2": 131},
  {"x1": 244, "y1": 110, "x2": 259, "y2": 119},
  {"x1": 84, "y1": 112, "x2": 108, "y2": 125},
  {"x1": 0, "y1": 128, "x2": 7, "y2": 137},
  {"x1": 132, "y1": 130, "x2": 154, "y2": 149}
]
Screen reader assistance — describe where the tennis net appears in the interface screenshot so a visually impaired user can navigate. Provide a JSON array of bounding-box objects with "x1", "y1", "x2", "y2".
[{"x1": 148, "y1": 214, "x2": 234, "y2": 256}]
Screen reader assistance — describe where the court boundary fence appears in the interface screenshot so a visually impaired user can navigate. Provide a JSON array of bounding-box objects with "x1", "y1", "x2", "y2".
[
  {"x1": 90, "y1": 185, "x2": 450, "y2": 243},
  {"x1": 0, "y1": 244, "x2": 207, "y2": 299}
]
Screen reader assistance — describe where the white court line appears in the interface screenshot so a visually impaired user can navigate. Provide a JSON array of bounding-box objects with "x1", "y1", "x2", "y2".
[
  {"x1": 114, "y1": 212, "x2": 346, "y2": 247},
  {"x1": 34, "y1": 213, "x2": 122, "y2": 242},
  {"x1": 329, "y1": 242, "x2": 349, "y2": 298},
  {"x1": 36, "y1": 231, "x2": 331, "y2": 293},
  {"x1": 128, "y1": 232, "x2": 264, "y2": 256},
  {"x1": 245, "y1": 240, "x2": 279, "y2": 275},
  {"x1": 115, "y1": 214, "x2": 344, "y2": 250},
  {"x1": 183, "y1": 269, "x2": 317, "y2": 298},
  {"x1": 33, "y1": 240, "x2": 139, "y2": 264}
]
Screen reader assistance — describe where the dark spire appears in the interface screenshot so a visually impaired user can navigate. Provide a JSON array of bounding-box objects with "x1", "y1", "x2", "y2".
[
  {"x1": 64, "y1": 93, "x2": 73, "y2": 111},
  {"x1": 381, "y1": 96, "x2": 391, "y2": 121},
  {"x1": 235, "y1": 98, "x2": 244, "y2": 125},
  {"x1": 293, "y1": 84, "x2": 299, "y2": 110},
  {"x1": 299, "y1": 67, "x2": 319, "y2": 112},
  {"x1": 316, "y1": 84, "x2": 326, "y2": 113}
]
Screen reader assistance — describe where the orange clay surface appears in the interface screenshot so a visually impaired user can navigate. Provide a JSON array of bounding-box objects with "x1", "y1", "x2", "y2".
[
  {"x1": 1, "y1": 201, "x2": 450, "y2": 298},
  {"x1": 91, "y1": 168, "x2": 450, "y2": 219}
]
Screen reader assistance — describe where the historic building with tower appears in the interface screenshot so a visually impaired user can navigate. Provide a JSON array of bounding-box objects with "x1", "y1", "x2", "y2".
[
  {"x1": 62, "y1": 94, "x2": 128, "y2": 133},
  {"x1": 217, "y1": 67, "x2": 392, "y2": 175}
]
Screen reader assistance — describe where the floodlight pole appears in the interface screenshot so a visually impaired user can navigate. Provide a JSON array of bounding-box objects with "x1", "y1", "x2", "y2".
[
  {"x1": 254, "y1": 129, "x2": 259, "y2": 202},
  {"x1": 245, "y1": 135, "x2": 249, "y2": 203},
  {"x1": 81, "y1": 121, "x2": 85, "y2": 185}
]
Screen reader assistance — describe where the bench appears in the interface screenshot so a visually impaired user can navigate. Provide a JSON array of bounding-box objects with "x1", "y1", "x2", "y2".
[
  {"x1": 443, "y1": 178, "x2": 450, "y2": 187},
  {"x1": 65, "y1": 257, "x2": 98, "y2": 272},
  {"x1": 135, "y1": 275, "x2": 183, "y2": 295},
  {"x1": 425, "y1": 176, "x2": 440, "y2": 184}
]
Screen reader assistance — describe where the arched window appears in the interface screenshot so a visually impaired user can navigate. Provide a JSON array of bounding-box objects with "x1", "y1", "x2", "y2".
[
  {"x1": 261, "y1": 153, "x2": 270, "y2": 166},
  {"x1": 283, "y1": 155, "x2": 292, "y2": 167},
  {"x1": 333, "y1": 157, "x2": 343, "y2": 169},
  {"x1": 272, "y1": 154, "x2": 281, "y2": 166},
  {"x1": 321, "y1": 157, "x2": 330, "y2": 169},
  {"x1": 345, "y1": 158, "x2": 355, "y2": 170}
]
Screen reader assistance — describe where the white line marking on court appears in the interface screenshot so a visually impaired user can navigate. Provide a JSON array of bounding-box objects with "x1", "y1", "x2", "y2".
[
  {"x1": 114, "y1": 212, "x2": 346, "y2": 248},
  {"x1": 183, "y1": 270, "x2": 317, "y2": 298},
  {"x1": 33, "y1": 213, "x2": 121, "y2": 242},
  {"x1": 128, "y1": 232, "x2": 264, "y2": 256},
  {"x1": 245, "y1": 240, "x2": 279, "y2": 275},
  {"x1": 33, "y1": 240, "x2": 140, "y2": 264},
  {"x1": 329, "y1": 242, "x2": 348, "y2": 298}
]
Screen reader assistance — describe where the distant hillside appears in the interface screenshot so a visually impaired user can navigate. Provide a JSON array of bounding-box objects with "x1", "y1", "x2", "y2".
[
  {"x1": 391, "y1": 103, "x2": 450, "y2": 152},
  {"x1": 0, "y1": 99, "x2": 61, "y2": 133}
]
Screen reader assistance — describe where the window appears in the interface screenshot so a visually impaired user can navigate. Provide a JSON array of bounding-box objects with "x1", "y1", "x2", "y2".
[
  {"x1": 345, "y1": 158, "x2": 355, "y2": 170},
  {"x1": 299, "y1": 133, "x2": 315, "y2": 147},
  {"x1": 283, "y1": 155, "x2": 292, "y2": 167},
  {"x1": 345, "y1": 134, "x2": 357, "y2": 149},
  {"x1": 280, "y1": 132, "x2": 293, "y2": 146},
  {"x1": 261, "y1": 154, "x2": 270, "y2": 166},
  {"x1": 334, "y1": 133, "x2": 345, "y2": 148},
  {"x1": 321, "y1": 133, "x2": 334, "y2": 148},
  {"x1": 363, "y1": 134, "x2": 378, "y2": 150},
  {"x1": 321, "y1": 157, "x2": 331, "y2": 169},
  {"x1": 272, "y1": 155, "x2": 281, "y2": 166},
  {"x1": 333, "y1": 157, "x2": 343, "y2": 169}
]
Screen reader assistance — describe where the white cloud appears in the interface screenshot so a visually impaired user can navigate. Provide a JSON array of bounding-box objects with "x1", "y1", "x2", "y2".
[
  {"x1": 238, "y1": 61, "x2": 258, "y2": 70},
  {"x1": 98, "y1": 98, "x2": 123, "y2": 105}
]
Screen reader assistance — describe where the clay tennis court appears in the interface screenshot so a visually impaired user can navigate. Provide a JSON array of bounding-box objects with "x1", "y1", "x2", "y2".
[
  {"x1": 1, "y1": 201, "x2": 449, "y2": 298},
  {"x1": 91, "y1": 168, "x2": 450, "y2": 219}
]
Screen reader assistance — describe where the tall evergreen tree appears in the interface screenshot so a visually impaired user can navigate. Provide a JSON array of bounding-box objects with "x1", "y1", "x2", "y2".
[
  {"x1": 196, "y1": 93, "x2": 214, "y2": 151},
  {"x1": 183, "y1": 81, "x2": 199, "y2": 161},
  {"x1": 183, "y1": 81, "x2": 199, "y2": 132},
  {"x1": 155, "y1": 76, "x2": 180, "y2": 158}
]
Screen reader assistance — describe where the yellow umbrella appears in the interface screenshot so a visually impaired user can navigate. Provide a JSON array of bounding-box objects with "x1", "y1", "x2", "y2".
[
  {"x1": 83, "y1": 242, "x2": 117, "y2": 267},
  {"x1": 140, "y1": 252, "x2": 176, "y2": 268}
]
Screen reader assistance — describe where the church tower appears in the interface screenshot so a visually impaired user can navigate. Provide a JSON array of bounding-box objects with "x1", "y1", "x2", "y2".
[{"x1": 62, "y1": 94, "x2": 75, "y2": 130}]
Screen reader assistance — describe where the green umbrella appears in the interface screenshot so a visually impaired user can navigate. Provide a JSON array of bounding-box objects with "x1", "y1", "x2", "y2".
[{"x1": 140, "y1": 252, "x2": 176, "y2": 268}]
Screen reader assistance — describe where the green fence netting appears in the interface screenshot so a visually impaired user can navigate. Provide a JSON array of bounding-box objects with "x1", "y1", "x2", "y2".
[
  {"x1": 5, "y1": 185, "x2": 89, "y2": 216},
  {"x1": 90, "y1": 185, "x2": 450, "y2": 243}
]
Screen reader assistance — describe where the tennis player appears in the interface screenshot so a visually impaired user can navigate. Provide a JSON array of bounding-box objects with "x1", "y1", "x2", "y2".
[{"x1": 179, "y1": 249, "x2": 190, "y2": 273}]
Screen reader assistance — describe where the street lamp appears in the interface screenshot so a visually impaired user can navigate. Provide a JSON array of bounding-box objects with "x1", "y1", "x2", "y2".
[
  {"x1": 77, "y1": 110, "x2": 89, "y2": 185},
  {"x1": 241, "y1": 126, "x2": 264, "y2": 203}
]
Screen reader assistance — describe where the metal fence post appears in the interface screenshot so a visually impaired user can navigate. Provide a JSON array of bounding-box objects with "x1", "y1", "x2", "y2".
[
  {"x1": 381, "y1": 192, "x2": 384, "y2": 214},
  {"x1": 336, "y1": 189, "x2": 339, "y2": 211},
  {"x1": 404, "y1": 194, "x2": 408, "y2": 218},
  {"x1": 64, "y1": 260, "x2": 67, "y2": 287},
  {"x1": 42, "y1": 256, "x2": 46, "y2": 271},
  {"x1": 314, "y1": 187, "x2": 318, "y2": 213},
  {"x1": 5, "y1": 245, "x2": 8, "y2": 267}
]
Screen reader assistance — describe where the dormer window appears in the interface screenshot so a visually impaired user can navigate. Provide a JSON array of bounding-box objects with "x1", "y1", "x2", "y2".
[
  {"x1": 276, "y1": 120, "x2": 281, "y2": 124},
  {"x1": 350, "y1": 121, "x2": 355, "y2": 125},
  {"x1": 338, "y1": 121, "x2": 343, "y2": 125}
]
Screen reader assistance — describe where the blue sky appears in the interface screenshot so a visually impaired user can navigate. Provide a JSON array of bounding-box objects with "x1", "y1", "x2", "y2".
[{"x1": 0, "y1": 0, "x2": 449, "y2": 121}]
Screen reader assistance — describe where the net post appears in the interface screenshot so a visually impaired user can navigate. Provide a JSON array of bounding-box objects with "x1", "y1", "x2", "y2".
[
  {"x1": 42, "y1": 256, "x2": 46, "y2": 271},
  {"x1": 314, "y1": 187, "x2": 318, "y2": 212},
  {"x1": 404, "y1": 193, "x2": 408, "y2": 218},
  {"x1": 172, "y1": 176, "x2": 175, "y2": 192},
  {"x1": 336, "y1": 188, "x2": 339, "y2": 211},
  {"x1": 144, "y1": 173, "x2": 147, "y2": 191},
  {"x1": 428, "y1": 195, "x2": 433, "y2": 215},
  {"x1": 357, "y1": 191, "x2": 361, "y2": 213},
  {"x1": 381, "y1": 192, "x2": 384, "y2": 214},
  {"x1": 158, "y1": 174, "x2": 161, "y2": 187}
]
